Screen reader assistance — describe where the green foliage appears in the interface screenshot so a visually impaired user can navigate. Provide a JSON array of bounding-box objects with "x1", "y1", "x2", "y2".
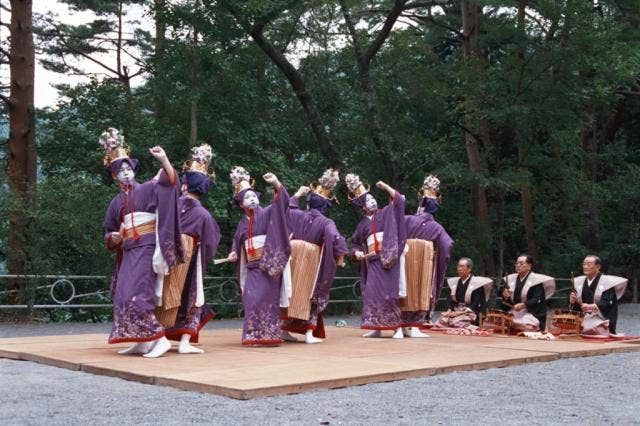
[{"x1": 3, "y1": 0, "x2": 640, "y2": 319}]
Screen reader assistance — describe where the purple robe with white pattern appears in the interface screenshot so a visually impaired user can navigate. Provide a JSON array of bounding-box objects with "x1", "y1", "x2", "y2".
[
  {"x1": 281, "y1": 197, "x2": 348, "y2": 337},
  {"x1": 165, "y1": 196, "x2": 220, "y2": 343},
  {"x1": 103, "y1": 170, "x2": 183, "y2": 344},
  {"x1": 231, "y1": 186, "x2": 291, "y2": 345},
  {"x1": 351, "y1": 193, "x2": 406, "y2": 330}
]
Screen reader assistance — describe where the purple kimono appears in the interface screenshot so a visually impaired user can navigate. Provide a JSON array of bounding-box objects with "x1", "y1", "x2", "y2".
[
  {"x1": 231, "y1": 186, "x2": 291, "y2": 345},
  {"x1": 402, "y1": 211, "x2": 454, "y2": 325},
  {"x1": 351, "y1": 193, "x2": 407, "y2": 330},
  {"x1": 281, "y1": 197, "x2": 349, "y2": 338},
  {"x1": 165, "y1": 196, "x2": 220, "y2": 343},
  {"x1": 103, "y1": 170, "x2": 183, "y2": 344}
]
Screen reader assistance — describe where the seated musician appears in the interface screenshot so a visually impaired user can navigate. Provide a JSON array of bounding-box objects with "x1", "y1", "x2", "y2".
[
  {"x1": 501, "y1": 254, "x2": 555, "y2": 332},
  {"x1": 569, "y1": 255, "x2": 627, "y2": 335},
  {"x1": 436, "y1": 257, "x2": 492, "y2": 328}
]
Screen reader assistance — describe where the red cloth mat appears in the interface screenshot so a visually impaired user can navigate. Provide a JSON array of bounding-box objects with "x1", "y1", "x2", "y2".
[
  {"x1": 421, "y1": 326, "x2": 494, "y2": 336},
  {"x1": 576, "y1": 334, "x2": 640, "y2": 342}
]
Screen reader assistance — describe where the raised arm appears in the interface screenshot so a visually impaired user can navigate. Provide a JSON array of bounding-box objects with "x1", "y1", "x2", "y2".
[
  {"x1": 290, "y1": 185, "x2": 311, "y2": 209},
  {"x1": 376, "y1": 180, "x2": 396, "y2": 200},
  {"x1": 263, "y1": 172, "x2": 290, "y2": 212},
  {"x1": 149, "y1": 146, "x2": 176, "y2": 186}
]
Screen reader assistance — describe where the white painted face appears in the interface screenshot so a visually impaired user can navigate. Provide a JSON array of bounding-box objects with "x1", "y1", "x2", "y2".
[
  {"x1": 242, "y1": 190, "x2": 260, "y2": 209},
  {"x1": 364, "y1": 193, "x2": 378, "y2": 211},
  {"x1": 117, "y1": 162, "x2": 135, "y2": 184}
]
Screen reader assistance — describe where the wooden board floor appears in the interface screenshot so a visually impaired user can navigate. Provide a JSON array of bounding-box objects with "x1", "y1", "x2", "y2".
[{"x1": 1, "y1": 327, "x2": 639, "y2": 399}]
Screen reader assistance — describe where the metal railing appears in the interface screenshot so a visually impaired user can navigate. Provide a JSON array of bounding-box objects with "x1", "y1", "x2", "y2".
[{"x1": 0, "y1": 274, "x2": 577, "y2": 312}]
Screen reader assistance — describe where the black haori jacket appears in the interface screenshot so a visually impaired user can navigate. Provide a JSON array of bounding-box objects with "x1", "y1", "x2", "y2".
[{"x1": 570, "y1": 274, "x2": 627, "y2": 334}]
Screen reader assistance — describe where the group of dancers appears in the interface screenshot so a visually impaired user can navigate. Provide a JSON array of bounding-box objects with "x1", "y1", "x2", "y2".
[{"x1": 100, "y1": 128, "x2": 628, "y2": 358}]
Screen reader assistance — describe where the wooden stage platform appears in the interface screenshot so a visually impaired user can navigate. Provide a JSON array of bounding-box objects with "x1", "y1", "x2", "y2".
[{"x1": 1, "y1": 327, "x2": 639, "y2": 399}]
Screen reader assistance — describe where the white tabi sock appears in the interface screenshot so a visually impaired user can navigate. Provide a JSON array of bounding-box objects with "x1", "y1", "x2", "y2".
[
  {"x1": 281, "y1": 331, "x2": 299, "y2": 342},
  {"x1": 143, "y1": 336, "x2": 171, "y2": 358},
  {"x1": 117, "y1": 341, "x2": 153, "y2": 355},
  {"x1": 178, "y1": 333, "x2": 204, "y2": 354},
  {"x1": 305, "y1": 329, "x2": 323, "y2": 344}
]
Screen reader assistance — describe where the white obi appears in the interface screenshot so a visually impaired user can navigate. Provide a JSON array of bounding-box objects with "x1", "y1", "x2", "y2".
[
  {"x1": 122, "y1": 211, "x2": 156, "y2": 230},
  {"x1": 244, "y1": 234, "x2": 266, "y2": 253}
]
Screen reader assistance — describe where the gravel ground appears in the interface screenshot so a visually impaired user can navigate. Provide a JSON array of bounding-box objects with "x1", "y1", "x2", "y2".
[{"x1": 1, "y1": 306, "x2": 640, "y2": 425}]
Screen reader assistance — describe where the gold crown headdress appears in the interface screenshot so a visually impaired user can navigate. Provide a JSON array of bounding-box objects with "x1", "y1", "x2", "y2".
[
  {"x1": 230, "y1": 166, "x2": 254, "y2": 195},
  {"x1": 183, "y1": 144, "x2": 216, "y2": 179},
  {"x1": 344, "y1": 173, "x2": 369, "y2": 202},
  {"x1": 419, "y1": 174, "x2": 440, "y2": 198},
  {"x1": 99, "y1": 127, "x2": 130, "y2": 166},
  {"x1": 312, "y1": 169, "x2": 340, "y2": 202}
]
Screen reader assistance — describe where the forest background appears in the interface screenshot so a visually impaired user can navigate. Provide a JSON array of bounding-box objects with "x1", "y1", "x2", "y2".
[{"x1": 2, "y1": 0, "x2": 640, "y2": 319}]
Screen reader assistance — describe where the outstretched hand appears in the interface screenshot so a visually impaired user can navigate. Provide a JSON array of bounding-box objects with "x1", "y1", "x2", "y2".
[
  {"x1": 149, "y1": 146, "x2": 168, "y2": 162},
  {"x1": 263, "y1": 173, "x2": 281, "y2": 189},
  {"x1": 295, "y1": 185, "x2": 311, "y2": 198},
  {"x1": 376, "y1": 180, "x2": 395, "y2": 197},
  {"x1": 149, "y1": 146, "x2": 175, "y2": 184}
]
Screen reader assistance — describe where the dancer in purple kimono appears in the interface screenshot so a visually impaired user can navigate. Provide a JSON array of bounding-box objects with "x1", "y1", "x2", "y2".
[
  {"x1": 164, "y1": 144, "x2": 220, "y2": 354},
  {"x1": 101, "y1": 128, "x2": 182, "y2": 357},
  {"x1": 281, "y1": 169, "x2": 349, "y2": 344},
  {"x1": 402, "y1": 175, "x2": 453, "y2": 334},
  {"x1": 346, "y1": 174, "x2": 406, "y2": 339},
  {"x1": 226, "y1": 167, "x2": 291, "y2": 346}
]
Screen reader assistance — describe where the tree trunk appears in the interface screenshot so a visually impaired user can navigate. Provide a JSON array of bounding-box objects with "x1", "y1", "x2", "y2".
[
  {"x1": 520, "y1": 183, "x2": 538, "y2": 259},
  {"x1": 339, "y1": 0, "x2": 405, "y2": 186},
  {"x1": 516, "y1": 1, "x2": 526, "y2": 59},
  {"x1": 154, "y1": 0, "x2": 166, "y2": 56},
  {"x1": 461, "y1": 0, "x2": 482, "y2": 60},
  {"x1": 153, "y1": 0, "x2": 167, "y2": 137},
  {"x1": 116, "y1": 1, "x2": 122, "y2": 76},
  {"x1": 248, "y1": 25, "x2": 343, "y2": 169},
  {"x1": 7, "y1": 0, "x2": 37, "y2": 305},
  {"x1": 599, "y1": 97, "x2": 626, "y2": 146},
  {"x1": 358, "y1": 61, "x2": 399, "y2": 186},
  {"x1": 516, "y1": 1, "x2": 538, "y2": 261},
  {"x1": 221, "y1": 1, "x2": 344, "y2": 169},
  {"x1": 461, "y1": 0, "x2": 494, "y2": 275},
  {"x1": 187, "y1": 30, "x2": 199, "y2": 148},
  {"x1": 580, "y1": 97, "x2": 600, "y2": 251}
]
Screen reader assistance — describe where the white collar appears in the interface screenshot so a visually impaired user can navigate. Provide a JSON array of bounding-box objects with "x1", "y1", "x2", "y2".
[{"x1": 517, "y1": 271, "x2": 531, "y2": 282}]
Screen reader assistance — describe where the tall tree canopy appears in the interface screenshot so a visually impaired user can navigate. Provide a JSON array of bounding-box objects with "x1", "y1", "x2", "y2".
[{"x1": 1, "y1": 0, "x2": 640, "y2": 310}]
